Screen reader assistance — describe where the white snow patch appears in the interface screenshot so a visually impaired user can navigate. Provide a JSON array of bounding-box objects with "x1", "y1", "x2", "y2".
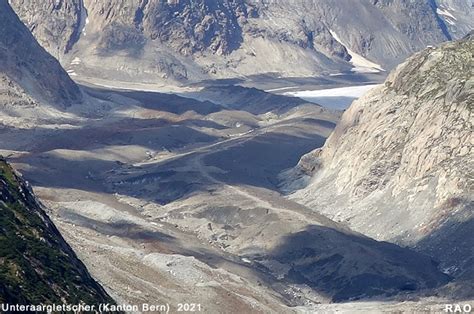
[
  {"x1": 71, "y1": 57, "x2": 82, "y2": 65},
  {"x1": 285, "y1": 84, "x2": 381, "y2": 109},
  {"x1": 437, "y1": 8, "x2": 457, "y2": 20},
  {"x1": 351, "y1": 66, "x2": 382, "y2": 74},
  {"x1": 66, "y1": 69, "x2": 77, "y2": 76},
  {"x1": 265, "y1": 86, "x2": 297, "y2": 92},
  {"x1": 286, "y1": 84, "x2": 380, "y2": 98},
  {"x1": 329, "y1": 30, "x2": 384, "y2": 73},
  {"x1": 445, "y1": 19, "x2": 456, "y2": 26},
  {"x1": 242, "y1": 258, "x2": 252, "y2": 264}
]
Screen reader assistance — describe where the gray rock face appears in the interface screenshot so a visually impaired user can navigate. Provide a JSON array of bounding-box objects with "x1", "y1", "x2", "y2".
[
  {"x1": 286, "y1": 34, "x2": 473, "y2": 286},
  {"x1": 140, "y1": 0, "x2": 247, "y2": 56},
  {"x1": 9, "y1": 0, "x2": 473, "y2": 82},
  {"x1": 79, "y1": 0, "x2": 248, "y2": 56},
  {"x1": 0, "y1": 1, "x2": 82, "y2": 107},
  {"x1": 435, "y1": 0, "x2": 474, "y2": 39},
  {"x1": 248, "y1": 0, "x2": 450, "y2": 69},
  {"x1": 9, "y1": 0, "x2": 82, "y2": 54}
]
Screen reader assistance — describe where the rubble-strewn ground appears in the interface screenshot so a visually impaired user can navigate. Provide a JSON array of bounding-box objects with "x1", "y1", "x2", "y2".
[{"x1": 0, "y1": 75, "x2": 466, "y2": 313}]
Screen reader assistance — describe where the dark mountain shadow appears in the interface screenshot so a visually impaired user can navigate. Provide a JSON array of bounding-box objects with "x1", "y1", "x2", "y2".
[
  {"x1": 241, "y1": 73, "x2": 335, "y2": 87},
  {"x1": 183, "y1": 75, "x2": 387, "y2": 115},
  {"x1": 1, "y1": 106, "x2": 329, "y2": 204},
  {"x1": 99, "y1": 123, "x2": 218, "y2": 151},
  {"x1": 3, "y1": 113, "x2": 328, "y2": 203},
  {"x1": 59, "y1": 211, "x2": 176, "y2": 243},
  {"x1": 193, "y1": 85, "x2": 312, "y2": 115},
  {"x1": 8, "y1": 154, "x2": 119, "y2": 193},
  {"x1": 83, "y1": 85, "x2": 222, "y2": 115},
  {"x1": 82, "y1": 81, "x2": 339, "y2": 121},
  {"x1": 414, "y1": 200, "x2": 474, "y2": 300},
  {"x1": 258, "y1": 225, "x2": 451, "y2": 302},
  {"x1": 112, "y1": 167, "x2": 209, "y2": 205},
  {"x1": 185, "y1": 119, "x2": 228, "y2": 130},
  {"x1": 0, "y1": 118, "x2": 220, "y2": 154},
  {"x1": 2, "y1": 81, "x2": 337, "y2": 206},
  {"x1": 203, "y1": 131, "x2": 327, "y2": 189},
  {"x1": 104, "y1": 129, "x2": 329, "y2": 204},
  {"x1": 428, "y1": 0, "x2": 453, "y2": 41},
  {"x1": 190, "y1": 78, "x2": 245, "y2": 87},
  {"x1": 297, "y1": 118, "x2": 337, "y2": 129},
  {"x1": 2, "y1": 118, "x2": 220, "y2": 195},
  {"x1": 7, "y1": 150, "x2": 212, "y2": 206}
]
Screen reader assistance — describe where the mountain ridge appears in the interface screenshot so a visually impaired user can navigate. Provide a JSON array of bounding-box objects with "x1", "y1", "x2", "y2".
[{"x1": 9, "y1": 0, "x2": 474, "y2": 83}]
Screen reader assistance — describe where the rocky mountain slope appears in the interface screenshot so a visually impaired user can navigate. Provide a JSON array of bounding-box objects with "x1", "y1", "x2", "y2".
[
  {"x1": 435, "y1": 0, "x2": 474, "y2": 39},
  {"x1": 0, "y1": 158, "x2": 115, "y2": 305},
  {"x1": 9, "y1": 0, "x2": 474, "y2": 83},
  {"x1": 0, "y1": 0, "x2": 81, "y2": 107},
  {"x1": 285, "y1": 33, "x2": 473, "y2": 290}
]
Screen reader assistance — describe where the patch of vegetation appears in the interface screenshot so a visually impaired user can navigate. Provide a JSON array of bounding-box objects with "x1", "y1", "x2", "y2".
[
  {"x1": 0, "y1": 159, "x2": 20, "y2": 189},
  {"x1": 0, "y1": 158, "x2": 120, "y2": 309}
]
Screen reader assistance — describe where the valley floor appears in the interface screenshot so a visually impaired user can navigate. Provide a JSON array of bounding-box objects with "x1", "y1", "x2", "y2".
[{"x1": 0, "y1": 76, "x2": 466, "y2": 313}]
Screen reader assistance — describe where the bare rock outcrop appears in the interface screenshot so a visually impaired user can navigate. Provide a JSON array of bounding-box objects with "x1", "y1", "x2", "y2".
[
  {"x1": 9, "y1": 0, "x2": 83, "y2": 54},
  {"x1": 287, "y1": 34, "x2": 473, "y2": 282}
]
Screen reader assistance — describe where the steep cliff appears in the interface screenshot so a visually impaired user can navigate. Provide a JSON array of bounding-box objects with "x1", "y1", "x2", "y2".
[{"x1": 285, "y1": 34, "x2": 473, "y2": 284}]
